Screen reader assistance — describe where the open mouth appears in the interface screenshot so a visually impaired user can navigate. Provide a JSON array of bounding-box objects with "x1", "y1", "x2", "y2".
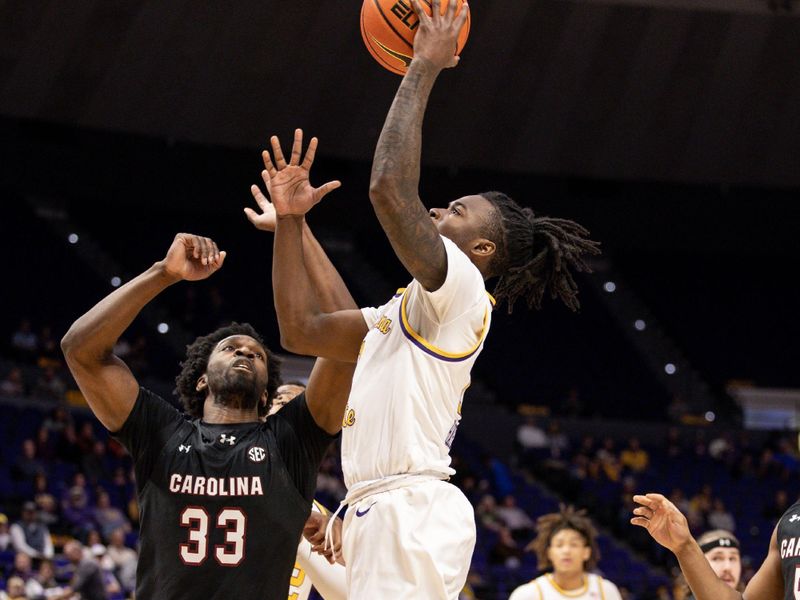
[{"x1": 232, "y1": 360, "x2": 253, "y2": 372}]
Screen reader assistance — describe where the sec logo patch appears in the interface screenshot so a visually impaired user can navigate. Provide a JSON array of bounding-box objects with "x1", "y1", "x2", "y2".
[{"x1": 248, "y1": 446, "x2": 267, "y2": 463}]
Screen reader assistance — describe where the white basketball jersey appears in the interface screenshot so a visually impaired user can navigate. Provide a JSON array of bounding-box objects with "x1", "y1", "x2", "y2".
[
  {"x1": 509, "y1": 573, "x2": 623, "y2": 600},
  {"x1": 341, "y1": 236, "x2": 493, "y2": 489},
  {"x1": 289, "y1": 501, "x2": 347, "y2": 600}
]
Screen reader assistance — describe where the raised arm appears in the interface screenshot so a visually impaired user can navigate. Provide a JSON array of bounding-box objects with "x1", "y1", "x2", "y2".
[
  {"x1": 256, "y1": 130, "x2": 369, "y2": 364},
  {"x1": 631, "y1": 493, "x2": 783, "y2": 600},
  {"x1": 61, "y1": 234, "x2": 225, "y2": 431},
  {"x1": 368, "y1": 0, "x2": 469, "y2": 292}
]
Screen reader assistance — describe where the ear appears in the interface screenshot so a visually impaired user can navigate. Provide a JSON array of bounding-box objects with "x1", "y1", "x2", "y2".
[
  {"x1": 470, "y1": 238, "x2": 496, "y2": 258},
  {"x1": 196, "y1": 374, "x2": 208, "y2": 393},
  {"x1": 581, "y1": 546, "x2": 592, "y2": 564}
]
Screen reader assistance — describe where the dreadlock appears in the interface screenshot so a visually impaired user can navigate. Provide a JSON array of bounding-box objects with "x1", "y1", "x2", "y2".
[
  {"x1": 174, "y1": 322, "x2": 282, "y2": 419},
  {"x1": 526, "y1": 504, "x2": 601, "y2": 572},
  {"x1": 480, "y1": 192, "x2": 601, "y2": 313}
]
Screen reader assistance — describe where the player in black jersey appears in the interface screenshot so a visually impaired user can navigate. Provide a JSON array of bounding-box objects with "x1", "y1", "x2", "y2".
[
  {"x1": 632, "y1": 492, "x2": 790, "y2": 600},
  {"x1": 62, "y1": 224, "x2": 356, "y2": 599}
]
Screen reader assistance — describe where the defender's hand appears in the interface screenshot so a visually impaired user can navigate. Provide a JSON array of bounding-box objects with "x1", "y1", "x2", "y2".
[
  {"x1": 303, "y1": 511, "x2": 344, "y2": 565},
  {"x1": 631, "y1": 493, "x2": 693, "y2": 553},
  {"x1": 245, "y1": 173, "x2": 277, "y2": 232},
  {"x1": 261, "y1": 129, "x2": 341, "y2": 218},
  {"x1": 409, "y1": 0, "x2": 469, "y2": 70},
  {"x1": 159, "y1": 233, "x2": 226, "y2": 282}
]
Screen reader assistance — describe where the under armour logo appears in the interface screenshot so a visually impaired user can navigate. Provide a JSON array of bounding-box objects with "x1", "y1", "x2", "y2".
[
  {"x1": 178, "y1": 444, "x2": 192, "y2": 453},
  {"x1": 719, "y1": 538, "x2": 732, "y2": 546},
  {"x1": 248, "y1": 447, "x2": 266, "y2": 463},
  {"x1": 219, "y1": 434, "x2": 237, "y2": 446},
  {"x1": 789, "y1": 514, "x2": 800, "y2": 523}
]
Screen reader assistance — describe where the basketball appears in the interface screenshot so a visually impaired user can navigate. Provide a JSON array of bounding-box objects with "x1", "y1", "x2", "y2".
[{"x1": 360, "y1": 0, "x2": 471, "y2": 75}]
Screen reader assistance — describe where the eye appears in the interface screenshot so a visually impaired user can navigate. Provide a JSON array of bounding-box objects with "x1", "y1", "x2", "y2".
[
  {"x1": 255, "y1": 353, "x2": 265, "y2": 361},
  {"x1": 450, "y1": 206, "x2": 461, "y2": 215},
  {"x1": 223, "y1": 345, "x2": 235, "y2": 351}
]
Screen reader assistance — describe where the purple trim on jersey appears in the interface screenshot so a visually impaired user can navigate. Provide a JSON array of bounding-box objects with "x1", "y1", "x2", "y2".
[{"x1": 397, "y1": 309, "x2": 482, "y2": 363}]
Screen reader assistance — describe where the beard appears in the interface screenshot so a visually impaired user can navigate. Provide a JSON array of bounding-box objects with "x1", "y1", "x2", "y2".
[{"x1": 207, "y1": 367, "x2": 263, "y2": 412}]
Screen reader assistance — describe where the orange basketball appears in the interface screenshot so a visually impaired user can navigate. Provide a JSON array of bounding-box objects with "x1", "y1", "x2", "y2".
[{"x1": 360, "y1": 0, "x2": 470, "y2": 75}]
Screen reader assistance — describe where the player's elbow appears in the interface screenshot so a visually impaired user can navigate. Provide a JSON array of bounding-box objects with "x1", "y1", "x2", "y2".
[{"x1": 368, "y1": 175, "x2": 404, "y2": 207}]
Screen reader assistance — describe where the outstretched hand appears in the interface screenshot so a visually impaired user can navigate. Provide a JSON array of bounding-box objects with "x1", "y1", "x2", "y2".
[
  {"x1": 409, "y1": 0, "x2": 469, "y2": 70},
  {"x1": 245, "y1": 172, "x2": 277, "y2": 232},
  {"x1": 255, "y1": 129, "x2": 341, "y2": 220},
  {"x1": 160, "y1": 233, "x2": 226, "y2": 282},
  {"x1": 630, "y1": 493, "x2": 693, "y2": 553}
]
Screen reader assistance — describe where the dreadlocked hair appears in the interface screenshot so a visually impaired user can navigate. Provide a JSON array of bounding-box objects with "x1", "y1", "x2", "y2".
[
  {"x1": 174, "y1": 322, "x2": 282, "y2": 419},
  {"x1": 480, "y1": 192, "x2": 601, "y2": 313},
  {"x1": 525, "y1": 504, "x2": 601, "y2": 572}
]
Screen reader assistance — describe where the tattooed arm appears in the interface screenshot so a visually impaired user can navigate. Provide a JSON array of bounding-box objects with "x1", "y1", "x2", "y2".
[{"x1": 368, "y1": 0, "x2": 469, "y2": 292}]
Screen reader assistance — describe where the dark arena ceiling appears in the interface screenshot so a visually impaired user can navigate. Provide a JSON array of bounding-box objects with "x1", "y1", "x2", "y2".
[{"x1": 2, "y1": 0, "x2": 800, "y2": 187}]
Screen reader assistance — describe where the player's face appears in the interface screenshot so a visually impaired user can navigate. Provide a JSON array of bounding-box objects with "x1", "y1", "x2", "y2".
[
  {"x1": 429, "y1": 195, "x2": 497, "y2": 255},
  {"x1": 204, "y1": 335, "x2": 269, "y2": 410},
  {"x1": 705, "y1": 547, "x2": 741, "y2": 588},
  {"x1": 268, "y1": 383, "x2": 306, "y2": 416},
  {"x1": 546, "y1": 528, "x2": 592, "y2": 576}
]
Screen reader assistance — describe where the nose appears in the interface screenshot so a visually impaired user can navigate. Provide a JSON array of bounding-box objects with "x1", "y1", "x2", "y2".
[
  {"x1": 235, "y1": 348, "x2": 255, "y2": 359},
  {"x1": 429, "y1": 208, "x2": 441, "y2": 220}
]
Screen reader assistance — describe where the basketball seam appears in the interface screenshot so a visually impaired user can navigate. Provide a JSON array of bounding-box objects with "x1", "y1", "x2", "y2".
[
  {"x1": 372, "y1": 0, "x2": 415, "y2": 51},
  {"x1": 361, "y1": 5, "x2": 404, "y2": 74}
]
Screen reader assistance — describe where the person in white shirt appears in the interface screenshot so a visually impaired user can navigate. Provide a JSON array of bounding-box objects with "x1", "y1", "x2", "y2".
[
  {"x1": 510, "y1": 506, "x2": 622, "y2": 600},
  {"x1": 261, "y1": 6, "x2": 598, "y2": 598}
]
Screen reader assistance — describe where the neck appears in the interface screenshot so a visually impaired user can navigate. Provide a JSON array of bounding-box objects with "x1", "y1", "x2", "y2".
[
  {"x1": 551, "y1": 571, "x2": 585, "y2": 591},
  {"x1": 202, "y1": 396, "x2": 259, "y2": 424}
]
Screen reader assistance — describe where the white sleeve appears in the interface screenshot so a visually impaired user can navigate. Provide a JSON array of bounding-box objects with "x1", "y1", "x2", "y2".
[
  {"x1": 360, "y1": 296, "x2": 397, "y2": 330},
  {"x1": 601, "y1": 579, "x2": 623, "y2": 600},
  {"x1": 295, "y1": 540, "x2": 347, "y2": 600},
  {"x1": 406, "y1": 236, "x2": 486, "y2": 324}
]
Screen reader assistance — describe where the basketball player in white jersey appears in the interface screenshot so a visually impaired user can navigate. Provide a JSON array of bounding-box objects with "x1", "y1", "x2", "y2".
[
  {"x1": 509, "y1": 506, "x2": 622, "y2": 600},
  {"x1": 259, "y1": 5, "x2": 598, "y2": 598}
]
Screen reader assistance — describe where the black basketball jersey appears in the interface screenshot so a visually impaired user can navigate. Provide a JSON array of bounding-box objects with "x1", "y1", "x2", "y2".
[
  {"x1": 777, "y1": 499, "x2": 800, "y2": 600},
  {"x1": 113, "y1": 387, "x2": 335, "y2": 600}
]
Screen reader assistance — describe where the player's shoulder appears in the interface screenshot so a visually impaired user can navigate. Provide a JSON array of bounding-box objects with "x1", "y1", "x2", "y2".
[{"x1": 509, "y1": 578, "x2": 542, "y2": 600}]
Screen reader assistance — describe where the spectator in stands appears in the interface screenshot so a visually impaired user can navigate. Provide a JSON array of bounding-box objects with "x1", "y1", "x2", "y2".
[
  {"x1": 488, "y1": 527, "x2": 523, "y2": 570},
  {"x1": 62, "y1": 486, "x2": 95, "y2": 538},
  {"x1": 0, "y1": 514, "x2": 10, "y2": 551},
  {"x1": 708, "y1": 432, "x2": 733, "y2": 462},
  {"x1": 546, "y1": 421, "x2": 570, "y2": 458},
  {"x1": 106, "y1": 528, "x2": 137, "y2": 596},
  {"x1": 476, "y1": 494, "x2": 505, "y2": 533},
  {"x1": 707, "y1": 499, "x2": 736, "y2": 533},
  {"x1": 763, "y1": 489, "x2": 791, "y2": 522},
  {"x1": 689, "y1": 484, "x2": 714, "y2": 527},
  {"x1": 11, "y1": 440, "x2": 44, "y2": 482},
  {"x1": 11, "y1": 319, "x2": 38, "y2": 362},
  {"x1": 516, "y1": 416, "x2": 549, "y2": 454},
  {"x1": 32, "y1": 366, "x2": 66, "y2": 402},
  {"x1": 596, "y1": 437, "x2": 621, "y2": 482},
  {"x1": 774, "y1": 438, "x2": 800, "y2": 474},
  {"x1": 620, "y1": 437, "x2": 649, "y2": 473},
  {"x1": 0, "y1": 576, "x2": 27, "y2": 600},
  {"x1": 10, "y1": 502, "x2": 53, "y2": 559},
  {"x1": 483, "y1": 455, "x2": 514, "y2": 499},
  {"x1": 81, "y1": 441, "x2": 110, "y2": 485},
  {"x1": 34, "y1": 560, "x2": 66, "y2": 598},
  {"x1": 76, "y1": 422, "x2": 97, "y2": 455},
  {"x1": 0, "y1": 367, "x2": 25, "y2": 398},
  {"x1": 42, "y1": 406, "x2": 71, "y2": 437},
  {"x1": 665, "y1": 426, "x2": 684, "y2": 458},
  {"x1": 34, "y1": 427, "x2": 55, "y2": 463},
  {"x1": 10, "y1": 551, "x2": 45, "y2": 599},
  {"x1": 510, "y1": 505, "x2": 623, "y2": 600},
  {"x1": 58, "y1": 540, "x2": 107, "y2": 600},
  {"x1": 496, "y1": 495, "x2": 535, "y2": 540},
  {"x1": 37, "y1": 326, "x2": 60, "y2": 367},
  {"x1": 34, "y1": 492, "x2": 59, "y2": 532},
  {"x1": 93, "y1": 490, "x2": 130, "y2": 541}
]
